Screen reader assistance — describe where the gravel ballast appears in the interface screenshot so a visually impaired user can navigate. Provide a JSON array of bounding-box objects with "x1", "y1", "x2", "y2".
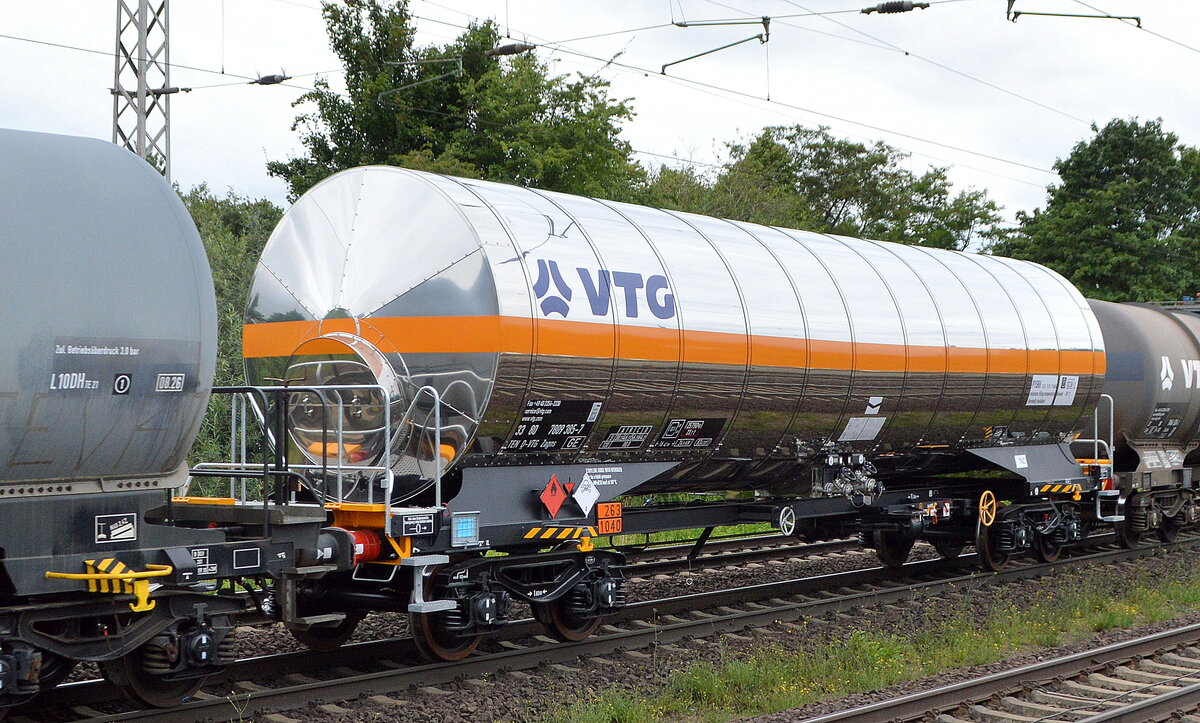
[{"x1": 210, "y1": 544, "x2": 1200, "y2": 722}]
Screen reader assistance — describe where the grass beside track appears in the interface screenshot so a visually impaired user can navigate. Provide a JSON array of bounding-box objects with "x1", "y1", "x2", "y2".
[
  {"x1": 544, "y1": 554, "x2": 1200, "y2": 723},
  {"x1": 599, "y1": 523, "x2": 775, "y2": 549}
]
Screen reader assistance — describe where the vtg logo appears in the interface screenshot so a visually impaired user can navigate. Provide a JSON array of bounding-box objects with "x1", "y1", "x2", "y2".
[
  {"x1": 1159, "y1": 355, "x2": 1200, "y2": 391},
  {"x1": 533, "y1": 259, "x2": 676, "y2": 320}
]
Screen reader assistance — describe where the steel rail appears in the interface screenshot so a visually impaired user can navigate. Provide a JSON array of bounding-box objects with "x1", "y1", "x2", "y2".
[
  {"x1": 625, "y1": 537, "x2": 860, "y2": 576},
  {"x1": 37, "y1": 533, "x2": 1198, "y2": 722},
  {"x1": 613, "y1": 530, "x2": 786, "y2": 554},
  {"x1": 1081, "y1": 678, "x2": 1200, "y2": 722},
  {"x1": 803, "y1": 621, "x2": 1200, "y2": 722}
]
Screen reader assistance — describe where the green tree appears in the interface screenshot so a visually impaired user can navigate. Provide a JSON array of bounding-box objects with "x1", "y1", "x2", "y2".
[
  {"x1": 182, "y1": 186, "x2": 282, "y2": 467},
  {"x1": 646, "y1": 126, "x2": 1004, "y2": 250},
  {"x1": 993, "y1": 118, "x2": 1200, "y2": 301},
  {"x1": 642, "y1": 165, "x2": 723, "y2": 216},
  {"x1": 709, "y1": 131, "x2": 819, "y2": 229},
  {"x1": 267, "y1": 0, "x2": 644, "y2": 201}
]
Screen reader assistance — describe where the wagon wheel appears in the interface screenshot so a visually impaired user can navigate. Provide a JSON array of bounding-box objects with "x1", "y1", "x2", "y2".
[
  {"x1": 100, "y1": 642, "x2": 206, "y2": 708},
  {"x1": 873, "y1": 530, "x2": 916, "y2": 569},
  {"x1": 975, "y1": 520, "x2": 1010, "y2": 572},
  {"x1": 37, "y1": 652, "x2": 77, "y2": 690},
  {"x1": 1115, "y1": 515, "x2": 1144, "y2": 549},
  {"x1": 290, "y1": 612, "x2": 364, "y2": 652},
  {"x1": 933, "y1": 539, "x2": 965, "y2": 560},
  {"x1": 409, "y1": 566, "x2": 480, "y2": 662},
  {"x1": 533, "y1": 596, "x2": 601, "y2": 642},
  {"x1": 1159, "y1": 514, "x2": 1182, "y2": 543},
  {"x1": 1034, "y1": 532, "x2": 1063, "y2": 563}
]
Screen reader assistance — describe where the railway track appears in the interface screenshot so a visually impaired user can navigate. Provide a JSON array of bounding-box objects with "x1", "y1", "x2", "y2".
[
  {"x1": 23, "y1": 533, "x2": 1200, "y2": 722},
  {"x1": 623, "y1": 535, "x2": 859, "y2": 577},
  {"x1": 807, "y1": 621, "x2": 1200, "y2": 722},
  {"x1": 22, "y1": 533, "x2": 860, "y2": 719}
]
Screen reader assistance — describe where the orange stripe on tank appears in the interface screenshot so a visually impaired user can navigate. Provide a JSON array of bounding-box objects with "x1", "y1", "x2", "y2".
[
  {"x1": 946, "y1": 347, "x2": 989, "y2": 374},
  {"x1": 618, "y1": 323, "x2": 681, "y2": 362},
  {"x1": 242, "y1": 315, "x2": 1104, "y2": 375},
  {"x1": 536, "y1": 319, "x2": 612, "y2": 358},
  {"x1": 750, "y1": 335, "x2": 807, "y2": 368}
]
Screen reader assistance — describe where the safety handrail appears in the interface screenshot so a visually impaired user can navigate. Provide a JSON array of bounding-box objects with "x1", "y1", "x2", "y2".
[
  {"x1": 194, "y1": 382, "x2": 448, "y2": 532},
  {"x1": 1073, "y1": 393, "x2": 1114, "y2": 463},
  {"x1": 383, "y1": 385, "x2": 446, "y2": 532}
]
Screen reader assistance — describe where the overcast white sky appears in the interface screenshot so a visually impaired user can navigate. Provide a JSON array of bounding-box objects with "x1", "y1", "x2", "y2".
[{"x1": 2, "y1": 0, "x2": 1196, "y2": 223}]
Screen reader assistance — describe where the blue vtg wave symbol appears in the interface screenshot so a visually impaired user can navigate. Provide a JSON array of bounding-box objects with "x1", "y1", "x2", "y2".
[{"x1": 533, "y1": 259, "x2": 676, "y2": 320}]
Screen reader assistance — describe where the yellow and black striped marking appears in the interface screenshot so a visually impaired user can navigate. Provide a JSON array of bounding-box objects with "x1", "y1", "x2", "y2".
[
  {"x1": 45, "y1": 560, "x2": 173, "y2": 612},
  {"x1": 523, "y1": 526, "x2": 598, "y2": 540},
  {"x1": 1039, "y1": 483, "x2": 1084, "y2": 495},
  {"x1": 88, "y1": 559, "x2": 130, "y2": 593}
]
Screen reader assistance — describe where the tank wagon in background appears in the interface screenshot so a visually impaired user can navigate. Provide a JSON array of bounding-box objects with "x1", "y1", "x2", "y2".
[
  {"x1": 6, "y1": 143, "x2": 1200, "y2": 715},
  {"x1": 1088, "y1": 300, "x2": 1200, "y2": 541}
]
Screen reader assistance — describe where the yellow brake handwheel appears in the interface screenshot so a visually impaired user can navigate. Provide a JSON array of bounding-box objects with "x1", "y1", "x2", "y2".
[{"x1": 979, "y1": 490, "x2": 997, "y2": 527}]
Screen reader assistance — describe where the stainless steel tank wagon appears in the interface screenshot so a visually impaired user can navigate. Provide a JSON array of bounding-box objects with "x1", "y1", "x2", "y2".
[{"x1": 243, "y1": 167, "x2": 1104, "y2": 503}]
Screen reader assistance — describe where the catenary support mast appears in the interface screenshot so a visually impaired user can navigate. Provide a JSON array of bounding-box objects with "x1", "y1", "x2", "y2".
[{"x1": 112, "y1": 0, "x2": 172, "y2": 179}]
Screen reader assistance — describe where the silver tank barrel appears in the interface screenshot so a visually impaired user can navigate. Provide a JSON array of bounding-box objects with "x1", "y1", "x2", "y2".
[
  {"x1": 0, "y1": 129, "x2": 217, "y2": 491},
  {"x1": 243, "y1": 167, "x2": 1104, "y2": 501}
]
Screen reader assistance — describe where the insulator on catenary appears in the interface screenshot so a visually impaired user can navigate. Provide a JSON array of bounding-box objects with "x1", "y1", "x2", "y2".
[
  {"x1": 251, "y1": 74, "x2": 291, "y2": 85},
  {"x1": 484, "y1": 43, "x2": 536, "y2": 57},
  {"x1": 861, "y1": 1, "x2": 930, "y2": 14}
]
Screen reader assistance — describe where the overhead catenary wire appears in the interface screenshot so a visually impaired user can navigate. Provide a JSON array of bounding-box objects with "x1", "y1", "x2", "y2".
[
  {"x1": 705, "y1": 0, "x2": 1089, "y2": 126},
  {"x1": 0, "y1": 26, "x2": 705, "y2": 173},
  {"x1": 395, "y1": 10, "x2": 1058, "y2": 178},
  {"x1": 220, "y1": 12, "x2": 1054, "y2": 191},
  {"x1": 0, "y1": 6, "x2": 1061, "y2": 192},
  {"x1": 545, "y1": 22, "x2": 676, "y2": 46},
  {"x1": 0, "y1": 31, "x2": 263, "y2": 83},
  {"x1": 418, "y1": 32, "x2": 1071, "y2": 211},
  {"x1": 1069, "y1": 0, "x2": 1200, "y2": 57},
  {"x1": 673, "y1": 0, "x2": 975, "y2": 24},
  {"x1": 0, "y1": 28, "x2": 345, "y2": 92},
  {"x1": 633, "y1": 149, "x2": 722, "y2": 168},
  {"x1": 520, "y1": 34, "x2": 1059, "y2": 175},
  {"x1": 541, "y1": 49, "x2": 1048, "y2": 189},
  {"x1": 410, "y1": 0, "x2": 1084, "y2": 154},
  {"x1": 247, "y1": 0, "x2": 1062, "y2": 183},
  {"x1": 538, "y1": 0, "x2": 968, "y2": 46}
]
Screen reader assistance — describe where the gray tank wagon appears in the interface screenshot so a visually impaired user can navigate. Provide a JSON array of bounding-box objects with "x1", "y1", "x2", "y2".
[
  {"x1": 0, "y1": 131, "x2": 291, "y2": 713},
  {"x1": 243, "y1": 167, "x2": 1105, "y2": 505},
  {"x1": 1088, "y1": 300, "x2": 1200, "y2": 470},
  {"x1": 0, "y1": 130, "x2": 216, "y2": 492},
  {"x1": 1087, "y1": 300, "x2": 1200, "y2": 542}
]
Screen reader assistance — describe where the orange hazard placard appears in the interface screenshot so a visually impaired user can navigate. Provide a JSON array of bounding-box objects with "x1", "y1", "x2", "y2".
[
  {"x1": 597, "y1": 502, "x2": 622, "y2": 519},
  {"x1": 598, "y1": 517, "x2": 623, "y2": 535}
]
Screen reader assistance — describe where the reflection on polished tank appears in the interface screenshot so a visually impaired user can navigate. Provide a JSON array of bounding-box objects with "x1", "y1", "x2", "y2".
[
  {"x1": 243, "y1": 167, "x2": 1104, "y2": 502},
  {"x1": 0, "y1": 129, "x2": 217, "y2": 491}
]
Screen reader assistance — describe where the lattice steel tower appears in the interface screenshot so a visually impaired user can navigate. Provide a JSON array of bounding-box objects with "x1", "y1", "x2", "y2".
[{"x1": 112, "y1": 0, "x2": 172, "y2": 179}]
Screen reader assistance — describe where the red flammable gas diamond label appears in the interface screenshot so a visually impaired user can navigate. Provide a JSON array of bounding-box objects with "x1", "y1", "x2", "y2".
[{"x1": 540, "y1": 474, "x2": 568, "y2": 518}]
